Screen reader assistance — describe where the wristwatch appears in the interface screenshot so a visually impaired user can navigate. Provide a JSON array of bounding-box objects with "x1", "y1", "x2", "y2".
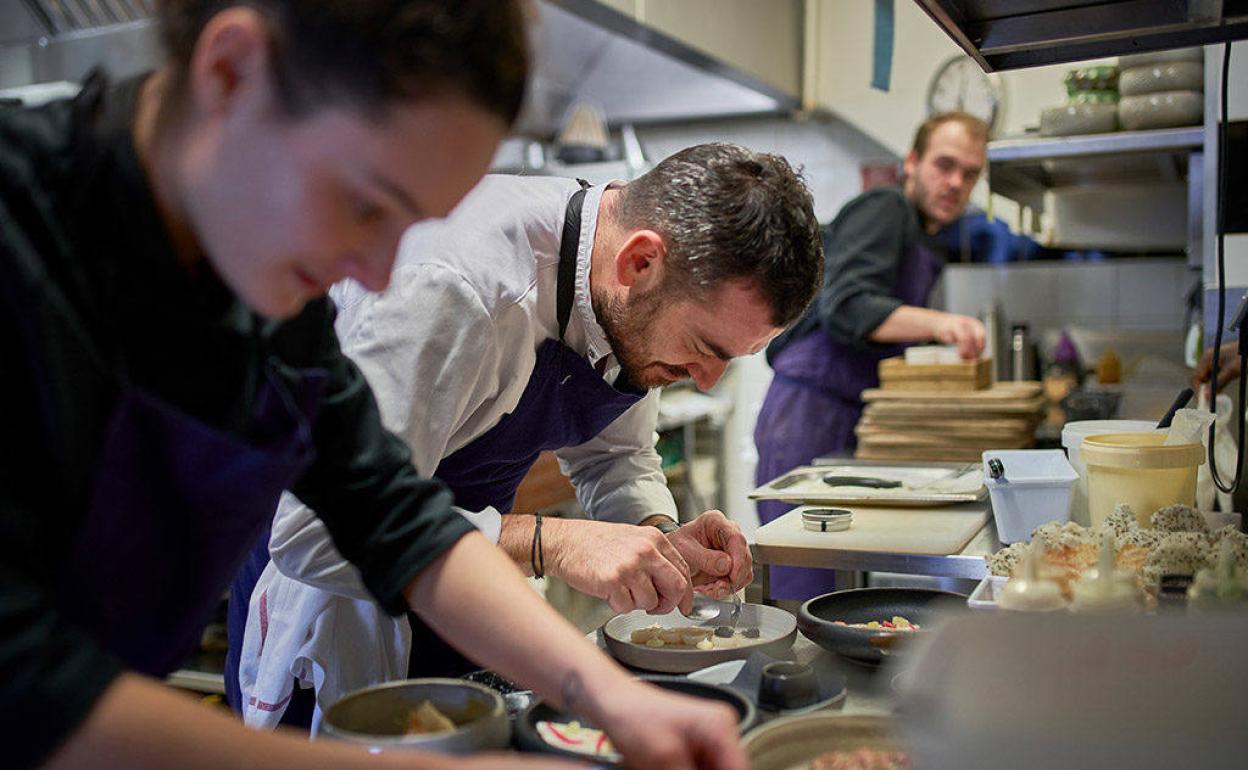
[{"x1": 651, "y1": 518, "x2": 680, "y2": 535}]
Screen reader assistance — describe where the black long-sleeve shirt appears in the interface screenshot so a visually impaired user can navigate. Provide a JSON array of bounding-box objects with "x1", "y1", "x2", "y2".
[
  {"x1": 768, "y1": 186, "x2": 941, "y2": 361},
  {"x1": 0, "y1": 74, "x2": 473, "y2": 768}
]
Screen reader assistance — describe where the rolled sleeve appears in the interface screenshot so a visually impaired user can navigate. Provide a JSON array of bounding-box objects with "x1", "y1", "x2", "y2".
[{"x1": 817, "y1": 190, "x2": 912, "y2": 345}]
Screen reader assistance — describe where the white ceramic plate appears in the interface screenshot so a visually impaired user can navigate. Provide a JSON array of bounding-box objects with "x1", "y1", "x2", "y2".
[{"x1": 602, "y1": 605, "x2": 796, "y2": 674}]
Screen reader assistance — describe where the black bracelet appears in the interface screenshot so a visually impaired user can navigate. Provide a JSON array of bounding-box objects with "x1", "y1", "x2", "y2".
[{"x1": 531, "y1": 511, "x2": 545, "y2": 579}]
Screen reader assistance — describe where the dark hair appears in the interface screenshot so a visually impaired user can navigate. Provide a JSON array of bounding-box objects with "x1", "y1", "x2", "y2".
[
  {"x1": 615, "y1": 143, "x2": 822, "y2": 328},
  {"x1": 157, "y1": 0, "x2": 529, "y2": 124},
  {"x1": 911, "y1": 112, "x2": 988, "y2": 158}
]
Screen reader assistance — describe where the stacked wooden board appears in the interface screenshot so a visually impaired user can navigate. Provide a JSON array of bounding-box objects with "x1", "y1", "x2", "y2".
[
  {"x1": 855, "y1": 381, "x2": 1046, "y2": 462},
  {"x1": 878, "y1": 356, "x2": 992, "y2": 391}
]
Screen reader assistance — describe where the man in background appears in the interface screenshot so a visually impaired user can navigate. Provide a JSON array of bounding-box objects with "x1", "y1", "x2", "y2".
[{"x1": 753, "y1": 112, "x2": 989, "y2": 601}]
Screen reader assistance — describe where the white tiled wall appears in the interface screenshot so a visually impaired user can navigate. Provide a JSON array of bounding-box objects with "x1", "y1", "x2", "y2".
[{"x1": 940, "y1": 258, "x2": 1195, "y2": 338}]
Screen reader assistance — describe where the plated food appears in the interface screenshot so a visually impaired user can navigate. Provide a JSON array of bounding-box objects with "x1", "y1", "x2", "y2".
[
  {"x1": 534, "y1": 720, "x2": 618, "y2": 761},
  {"x1": 986, "y1": 504, "x2": 1248, "y2": 597},
  {"x1": 628, "y1": 624, "x2": 761, "y2": 649},
  {"x1": 830, "y1": 616, "x2": 919, "y2": 632}
]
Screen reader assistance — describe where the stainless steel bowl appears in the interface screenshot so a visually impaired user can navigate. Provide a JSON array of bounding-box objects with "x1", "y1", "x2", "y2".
[{"x1": 320, "y1": 678, "x2": 510, "y2": 754}]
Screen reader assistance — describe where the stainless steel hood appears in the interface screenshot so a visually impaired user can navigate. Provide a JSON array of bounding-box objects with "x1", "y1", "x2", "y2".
[
  {"x1": 914, "y1": 0, "x2": 1248, "y2": 71},
  {"x1": 0, "y1": 0, "x2": 796, "y2": 133},
  {"x1": 519, "y1": 0, "x2": 796, "y2": 135}
]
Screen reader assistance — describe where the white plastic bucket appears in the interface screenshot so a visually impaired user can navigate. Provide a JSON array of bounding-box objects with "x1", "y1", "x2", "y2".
[
  {"x1": 1061, "y1": 420, "x2": 1159, "y2": 526},
  {"x1": 1081, "y1": 433, "x2": 1205, "y2": 529},
  {"x1": 983, "y1": 450, "x2": 1079, "y2": 544}
]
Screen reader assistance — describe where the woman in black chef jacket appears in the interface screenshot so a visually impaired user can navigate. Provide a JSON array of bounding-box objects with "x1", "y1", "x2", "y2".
[{"x1": 0, "y1": 3, "x2": 747, "y2": 770}]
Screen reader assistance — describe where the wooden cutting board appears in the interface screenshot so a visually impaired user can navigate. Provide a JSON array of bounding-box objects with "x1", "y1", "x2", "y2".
[
  {"x1": 878, "y1": 356, "x2": 992, "y2": 391},
  {"x1": 862, "y1": 381, "x2": 1043, "y2": 402},
  {"x1": 855, "y1": 445, "x2": 1011, "y2": 462},
  {"x1": 856, "y1": 422, "x2": 1035, "y2": 441},
  {"x1": 860, "y1": 414, "x2": 1037, "y2": 433},
  {"x1": 862, "y1": 397, "x2": 1047, "y2": 417},
  {"x1": 753, "y1": 503, "x2": 989, "y2": 556}
]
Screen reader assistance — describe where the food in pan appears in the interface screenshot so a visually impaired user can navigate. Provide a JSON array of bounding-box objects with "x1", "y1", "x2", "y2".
[
  {"x1": 403, "y1": 700, "x2": 456, "y2": 735},
  {"x1": 986, "y1": 504, "x2": 1248, "y2": 596},
  {"x1": 809, "y1": 748, "x2": 913, "y2": 769},
  {"x1": 628, "y1": 624, "x2": 760, "y2": 649},
  {"x1": 830, "y1": 616, "x2": 920, "y2": 631},
  {"x1": 536, "y1": 720, "x2": 618, "y2": 760}
]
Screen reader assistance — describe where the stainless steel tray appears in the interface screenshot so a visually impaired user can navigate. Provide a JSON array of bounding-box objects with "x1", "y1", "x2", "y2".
[{"x1": 751, "y1": 464, "x2": 986, "y2": 507}]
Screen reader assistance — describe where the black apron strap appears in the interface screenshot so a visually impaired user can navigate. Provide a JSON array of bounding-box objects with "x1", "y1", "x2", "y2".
[{"x1": 556, "y1": 180, "x2": 591, "y2": 341}]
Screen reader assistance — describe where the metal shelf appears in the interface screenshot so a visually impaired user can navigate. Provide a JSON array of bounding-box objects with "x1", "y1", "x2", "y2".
[
  {"x1": 913, "y1": 0, "x2": 1248, "y2": 72},
  {"x1": 986, "y1": 127, "x2": 1204, "y2": 209}
]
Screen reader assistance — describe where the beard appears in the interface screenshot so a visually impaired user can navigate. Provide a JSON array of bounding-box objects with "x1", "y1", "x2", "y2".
[
  {"x1": 910, "y1": 174, "x2": 963, "y2": 228},
  {"x1": 592, "y1": 284, "x2": 684, "y2": 390}
]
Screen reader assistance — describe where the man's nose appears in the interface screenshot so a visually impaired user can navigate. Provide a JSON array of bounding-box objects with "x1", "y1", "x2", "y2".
[{"x1": 691, "y1": 359, "x2": 728, "y2": 391}]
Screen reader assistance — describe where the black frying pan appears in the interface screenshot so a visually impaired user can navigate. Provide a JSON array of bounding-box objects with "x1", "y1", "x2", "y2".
[{"x1": 797, "y1": 588, "x2": 966, "y2": 665}]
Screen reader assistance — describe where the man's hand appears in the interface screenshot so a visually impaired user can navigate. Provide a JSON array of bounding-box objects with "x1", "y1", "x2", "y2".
[
  {"x1": 932, "y1": 312, "x2": 986, "y2": 360},
  {"x1": 1193, "y1": 341, "x2": 1243, "y2": 397},
  {"x1": 591, "y1": 679, "x2": 748, "y2": 770},
  {"x1": 666, "y1": 511, "x2": 752, "y2": 599},
  {"x1": 545, "y1": 518, "x2": 693, "y2": 614}
]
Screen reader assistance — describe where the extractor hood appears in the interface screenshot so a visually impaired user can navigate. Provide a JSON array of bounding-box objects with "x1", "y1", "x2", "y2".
[
  {"x1": 0, "y1": 0, "x2": 796, "y2": 134},
  {"x1": 914, "y1": 0, "x2": 1248, "y2": 71}
]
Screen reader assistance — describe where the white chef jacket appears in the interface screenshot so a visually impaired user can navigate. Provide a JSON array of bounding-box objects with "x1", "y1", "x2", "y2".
[{"x1": 239, "y1": 176, "x2": 678, "y2": 730}]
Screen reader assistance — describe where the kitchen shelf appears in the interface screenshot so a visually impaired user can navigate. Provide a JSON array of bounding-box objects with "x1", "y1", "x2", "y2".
[
  {"x1": 986, "y1": 127, "x2": 1204, "y2": 210},
  {"x1": 913, "y1": 0, "x2": 1248, "y2": 72}
]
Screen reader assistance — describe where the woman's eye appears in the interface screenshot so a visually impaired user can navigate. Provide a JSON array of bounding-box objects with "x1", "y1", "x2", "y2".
[{"x1": 351, "y1": 196, "x2": 384, "y2": 224}]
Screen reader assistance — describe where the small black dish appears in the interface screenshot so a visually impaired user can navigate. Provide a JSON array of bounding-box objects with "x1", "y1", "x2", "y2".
[
  {"x1": 514, "y1": 676, "x2": 757, "y2": 762},
  {"x1": 757, "y1": 661, "x2": 819, "y2": 710}
]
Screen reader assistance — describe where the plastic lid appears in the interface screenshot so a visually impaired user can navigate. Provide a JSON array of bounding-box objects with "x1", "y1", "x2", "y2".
[{"x1": 1080, "y1": 432, "x2": 1205, "y2": 469}]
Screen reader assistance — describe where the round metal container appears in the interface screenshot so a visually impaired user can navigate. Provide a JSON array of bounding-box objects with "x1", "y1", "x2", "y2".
[
  {"x1": 744, "y1": 713, "x2": 907, "y2": 770},
  {"x1": 321, "y1": 678, "x2": 510, "y2": 754}
]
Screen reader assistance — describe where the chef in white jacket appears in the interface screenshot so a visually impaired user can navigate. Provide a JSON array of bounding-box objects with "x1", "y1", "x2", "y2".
[{"x1": 232, "y1": 143, "x2": 824, "y2": 730}]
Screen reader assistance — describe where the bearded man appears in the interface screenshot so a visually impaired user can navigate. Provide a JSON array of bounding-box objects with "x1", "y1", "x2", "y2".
[{"x1": 231, "y1": 142, "x2": 824, "y2": 730}]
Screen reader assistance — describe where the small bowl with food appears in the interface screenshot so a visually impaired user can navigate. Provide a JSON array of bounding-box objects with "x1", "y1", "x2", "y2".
[
  {"x1": 514, "y1": 676, "x2": 757, "y2": 764},
  {"x1": 320, "y1": 678, "x2": 510, "y2": 754}
]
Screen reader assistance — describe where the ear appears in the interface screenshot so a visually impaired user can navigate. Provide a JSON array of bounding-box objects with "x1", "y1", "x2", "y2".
[
  {"x1": 902, "y1": 149, "x2": 919, "y2": 180},
  {"x1": 613, "y1": 230, "x2": 667, "y2": 292},
  {"x1": 185, "y1": 8, "x2": 274, "y2": 119}
]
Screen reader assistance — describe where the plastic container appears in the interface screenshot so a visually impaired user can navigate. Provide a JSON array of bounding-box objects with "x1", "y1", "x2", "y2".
[
  {"x1": 1080, "y1": 433, "x2": 1205, "y2": 529},
  {"x1": 1061, "y1": 420, "x2": 1158, "y2": 526},
  {"x1": 982, "y1": 450, "x2": 1079, "y2": 544},
  {"x1": 966, "y1": 576, "x2": 1008, "y2": 610}
]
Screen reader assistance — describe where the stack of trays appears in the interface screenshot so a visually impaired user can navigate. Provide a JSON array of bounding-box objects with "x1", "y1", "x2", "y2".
[
  {"x1": 878, "y1": 356, "x2": 991, "y2": 392},
  {"x1": 855, "y1": 381, "x2": 1046, "y2": 463}
]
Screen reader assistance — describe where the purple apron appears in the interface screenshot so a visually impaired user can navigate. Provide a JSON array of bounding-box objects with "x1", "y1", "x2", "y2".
[
  {"x1": 753, "y1": 241, "x2": 943, "y2": 600},
  {"x1": 59, "y1": 359, "x2": 324, "y2": 677},
  {"x1": 407, "y1": 184, "x2": 645, "y2": 676},
  {"x1": 228, "y1": 182, "x2": 645, "y2": 720}
]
